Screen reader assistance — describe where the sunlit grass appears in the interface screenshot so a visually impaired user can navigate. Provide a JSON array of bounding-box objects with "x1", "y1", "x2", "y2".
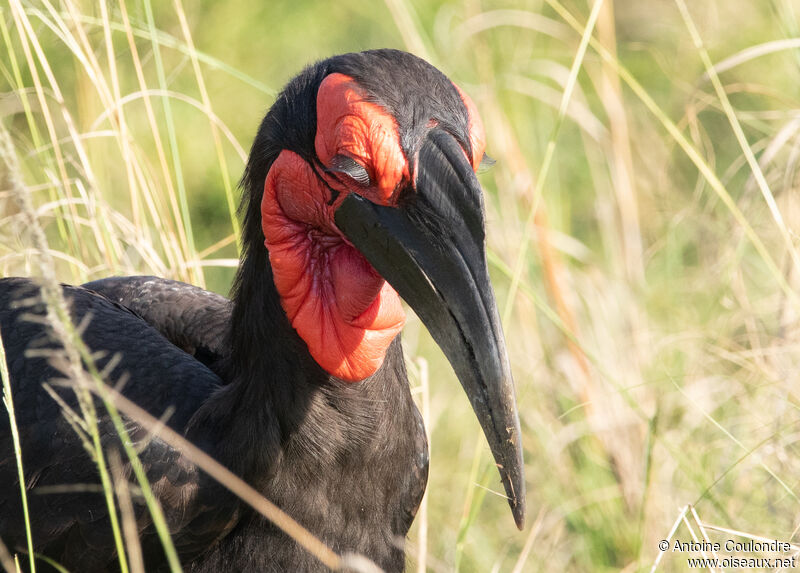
[{"x1": 1, "y1": 0, "x2": 800, "y2": 572}]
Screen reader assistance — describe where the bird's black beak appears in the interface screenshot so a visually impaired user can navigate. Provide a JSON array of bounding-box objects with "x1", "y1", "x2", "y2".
[{"x1": 334, "y1": 128, "x2": 526, "y2": 529}]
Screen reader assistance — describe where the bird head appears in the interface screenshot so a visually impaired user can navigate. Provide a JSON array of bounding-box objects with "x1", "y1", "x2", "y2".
[{"x1": 244, "y1": 49, "x2": 526, "y2": 529}]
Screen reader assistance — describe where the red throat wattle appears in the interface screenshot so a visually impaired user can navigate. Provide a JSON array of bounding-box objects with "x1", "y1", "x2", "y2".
[
  {"x1": 261, "y1": 148, "x2": 405, "y2": 382},
  {"x1": 261, "y1": 73, "x2": 486, "y2": 382}
]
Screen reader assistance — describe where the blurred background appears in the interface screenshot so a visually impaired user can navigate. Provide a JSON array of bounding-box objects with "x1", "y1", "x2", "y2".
[{"x1": 2, "y1": 0, "x2": 800, "y2": 571}]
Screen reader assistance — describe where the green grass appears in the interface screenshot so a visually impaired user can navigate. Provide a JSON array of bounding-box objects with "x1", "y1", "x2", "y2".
[{"x1": 2, "y1": 0, "x2": 800, "y2": 571}]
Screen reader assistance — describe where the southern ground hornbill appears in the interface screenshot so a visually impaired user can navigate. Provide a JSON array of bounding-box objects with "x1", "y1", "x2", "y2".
[{"x1": 0, "y1": 49, "x2": 525, "y2": 571}]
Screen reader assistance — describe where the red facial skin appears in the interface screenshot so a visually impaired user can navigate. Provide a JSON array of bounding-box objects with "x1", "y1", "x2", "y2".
[
  {"x1": 453, "y1": 83, "x2": 486, "y2": 169},
  {"x1": 261, "y1": 73, "x2": 485, "y2": 381}
]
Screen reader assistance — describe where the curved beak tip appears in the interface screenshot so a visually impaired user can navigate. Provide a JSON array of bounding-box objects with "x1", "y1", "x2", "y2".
[
  {"x1": 513, "y1": 501, "x2": 526, "y2": 531},
  {"x1": 509, "y1": 468, "x2": 527, "y2": 530},
  {"x1": 501, "y1": 435, "x2": 527, "y2": 530}
]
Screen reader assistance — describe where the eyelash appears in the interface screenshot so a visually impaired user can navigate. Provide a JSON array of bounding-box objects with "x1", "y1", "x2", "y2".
[
  {"x1": 326, "y1": 155, "x2": 371, "y2": 187},
  {"x1": 478, "y1": 152, "x2": 496, "y2": 173}
]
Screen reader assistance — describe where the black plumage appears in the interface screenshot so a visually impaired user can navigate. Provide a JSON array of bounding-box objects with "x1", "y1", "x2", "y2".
[
  {"x1": 0, "y1": 49, "x2": 523, "y2": 572},
  {"x1": 0, "y1": 273, "x2": 425, "y2": 572}
]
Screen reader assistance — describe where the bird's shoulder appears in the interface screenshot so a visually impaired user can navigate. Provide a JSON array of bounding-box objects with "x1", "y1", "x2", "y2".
[
  {"x1": 82, "y1": 276, "x2": 232, "y2": 371},
  {"x1": 0, "y1": 277, "x2": 237, "y2": 570}
]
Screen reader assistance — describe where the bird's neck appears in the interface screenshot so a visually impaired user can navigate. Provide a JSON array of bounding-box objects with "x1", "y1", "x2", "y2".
[
  {"x1": 187, "y1": 249, "x2": 425, "y2": 571},
  {"x1": 199, "y1": 246, "x2": 411, "y2": 477},
  {"x1": 192, "y1": 245, "x2": 323, "y2": 476}
]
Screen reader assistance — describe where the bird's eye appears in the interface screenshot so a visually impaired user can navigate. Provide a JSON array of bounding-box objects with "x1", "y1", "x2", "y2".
[
  {"x1": 326, "y1": 155, "x2": 371, "y2": 187},
  {"x1": 477, "y1": 152, "x2": 496, "y2": 173}
]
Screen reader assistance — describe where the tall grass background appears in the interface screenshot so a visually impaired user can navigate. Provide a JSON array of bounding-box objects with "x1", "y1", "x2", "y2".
[{"x1": 1, "y1": 0, "x2": 800, "y2": 571}]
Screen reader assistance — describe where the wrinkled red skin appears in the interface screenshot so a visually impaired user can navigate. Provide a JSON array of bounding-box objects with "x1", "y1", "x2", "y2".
[
  {"x1": 261, "y1": 150, "x2": 405, "y2": 381},
  {"x1": 454, "y1": 84, "x2": 486, "y2": 168},
  {"x1": 261, "y1": 73, "x2": 485, "y2": 381}
]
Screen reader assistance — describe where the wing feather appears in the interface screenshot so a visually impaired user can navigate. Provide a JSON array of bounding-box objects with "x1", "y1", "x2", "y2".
[
  {"x1": 82, "y1": 276, "x2": 231, "y2": 370},
  {"x1": 0, "y1": 278, "x2": 237, "y2": 571}
]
